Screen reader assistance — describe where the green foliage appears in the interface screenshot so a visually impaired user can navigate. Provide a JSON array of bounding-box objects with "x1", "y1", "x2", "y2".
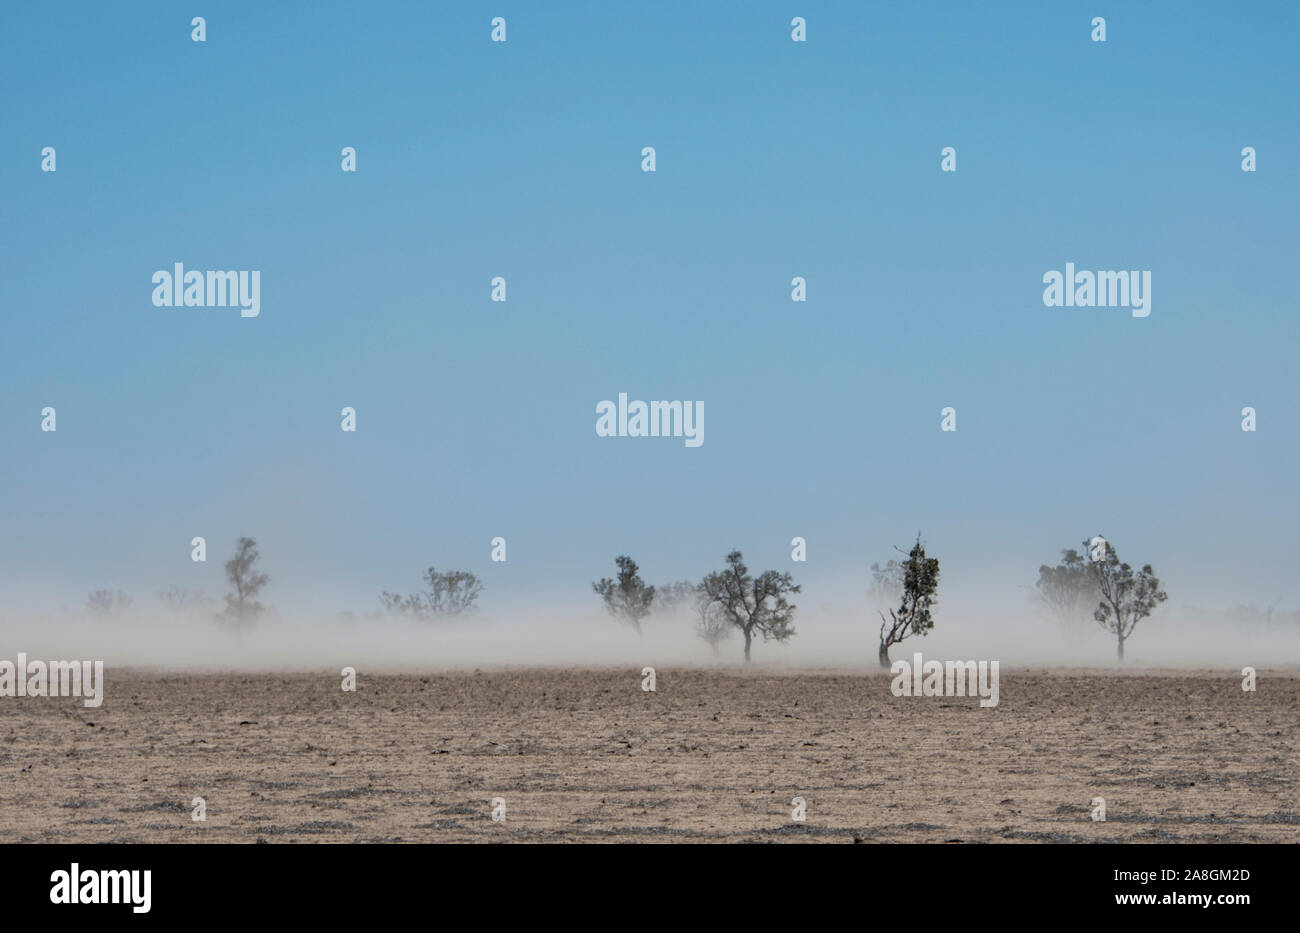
[
  {"x1": 592, "y1": 556, "x2": 655, "y2": 633},
  {"x1": 1035, "y1": 548, "x2": 1094, "y2": 627},
  {"x1": 878, "y1": 535, "x2": 939, "y2": 666},
  {"x1": 1088, "y1": 539, "x2": 1167, "y2": 660},
  {"x1": 379, "y1": 568, "x2": 483, "y2": 619},
  {"x1": 699, "y1": 550, "x2": 799, "y2": 661}
]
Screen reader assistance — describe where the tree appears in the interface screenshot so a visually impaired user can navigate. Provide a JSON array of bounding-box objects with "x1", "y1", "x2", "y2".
[
  {"x1": 419, "y1": 568, "x2": 481, "y2": 616},
  {"x1": 877, "y1": 536, "x2": 939, "y2": 668},
  {"x1": 1089, "y1": 540, "x2": 1167, "y2": 661},
  {"x1": 379, "y1": 568, "x2": 482, "y2": 619},
  {"x1": 1034, "y1": 548, "x2": 1096, "y2": 629},
  {"x1": 87, "y1": 589, "x2": 132, "y2": 616},
  {"x1": 157, "y1": 586, "x2": 215, "y2": 614},
  {"x1": 653, "y1": 580, "x2": 698, "y2": 615},
  {"x1": 693, "y1": 592, "x2": 732, "y2": 658},
  {"x1": 592, "y1": 556, "x2": 655, "y2": 634},
  {"x1": 1262, "y1": 596, "x2": 1283, "y2": 628},
  {"x1": 377, "y1": 590, "x2": 426, "y2": 618},
  {"x1": 868, "y1": 559, "x2": 903, "y2": 610},
  {"x1": 221, "y1": 537, "x2": 269, "y2": 628},
  {"x1": 698, "y1": 550, "x2": 799, "y2": 662},
  {"x1": 651, "y1": 579, "x2": 732, "y2": 658}
]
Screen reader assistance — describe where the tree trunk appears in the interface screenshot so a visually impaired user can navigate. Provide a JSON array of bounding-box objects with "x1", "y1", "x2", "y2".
[
  {"x1": 879, "y1": 642, "x2": 891, "y2": 669},
  {"x1": 709, "y1": 641, "x2": 720, "y2": 659},
  {"x1": 1116, "y1": 635, "x2": 1125, "y2": 662},
  {"x1": 743, "y1": 631, "x2": 752, "y2": 662}
]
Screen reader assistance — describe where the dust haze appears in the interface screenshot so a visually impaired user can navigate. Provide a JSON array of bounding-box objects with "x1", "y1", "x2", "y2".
[{"x1": 3, "y1": 581, "x2": 1297, "y2": 673}]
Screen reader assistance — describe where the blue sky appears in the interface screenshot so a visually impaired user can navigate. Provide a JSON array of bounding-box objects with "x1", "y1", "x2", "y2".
[{"x1": 1, "y1": 1, "x2": 1297, "y2": 616}]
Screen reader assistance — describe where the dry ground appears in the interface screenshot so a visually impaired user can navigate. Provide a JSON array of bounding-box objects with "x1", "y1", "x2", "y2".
[{"x1": 1, "y1": 668, "x2": 1296, "y2": 843}]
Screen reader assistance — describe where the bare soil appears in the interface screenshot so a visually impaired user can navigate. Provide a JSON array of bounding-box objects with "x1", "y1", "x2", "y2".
[{"x1": 1, "y1": 668, "x2": 1296, "y2": 843}]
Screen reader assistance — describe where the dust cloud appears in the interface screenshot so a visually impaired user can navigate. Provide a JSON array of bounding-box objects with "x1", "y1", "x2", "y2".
[{"x1": 1, "y1": 590, "x2": 1296, "y2": 673}]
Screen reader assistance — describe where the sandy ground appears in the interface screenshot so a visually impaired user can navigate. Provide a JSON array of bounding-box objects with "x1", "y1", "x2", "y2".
[{"x1": 1, "y1": 667, "x2": 1296, "y2": 843}]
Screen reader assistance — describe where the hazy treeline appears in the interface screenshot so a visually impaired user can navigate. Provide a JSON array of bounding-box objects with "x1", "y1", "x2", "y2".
[{"x1": 70, "y1": 534, "x2": 1300, "y2": 666}]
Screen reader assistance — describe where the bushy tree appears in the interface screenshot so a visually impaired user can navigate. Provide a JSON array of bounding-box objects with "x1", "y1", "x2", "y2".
[
  {"x1": 699, "y1": 550, "x2": 799, "y2": 662},
  {"x1": 420, "y1": 568, "x2": 482, "y2": 616},
  {"x1": 592, "y1": 556, "x2": 655, "y2": 634},
  {"x1": 868, "y1": 559, "x2": 903, "y2": 611},
  {"x1": 379, "y1": 568, "x2": 482, "y2": 620},
  {"x1": 877, "y1": 536, "x2": 939, "y2": 668},
  {"x1": 1035, "y1": 548, "x2": 1096, "y2": 629},
  {"x1": 653, "y1": 580, "x2": 698, "y2": 615},
  {"x1": 377, "y1": 591, "x2": 425, "y2": 617}
]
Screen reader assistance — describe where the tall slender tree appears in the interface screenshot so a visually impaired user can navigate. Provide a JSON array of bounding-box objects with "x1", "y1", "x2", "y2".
[
  {"x1": 221, "y1": 537, "x2": 269, "y2": 628},
  {"x1": 877, "y1": 536, "x2": 939, "y2": 668}
]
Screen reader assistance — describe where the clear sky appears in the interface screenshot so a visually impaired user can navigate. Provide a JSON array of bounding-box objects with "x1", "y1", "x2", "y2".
[{"x1": 2, "y1": 1, "x2": 1297, "y2": 618}]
